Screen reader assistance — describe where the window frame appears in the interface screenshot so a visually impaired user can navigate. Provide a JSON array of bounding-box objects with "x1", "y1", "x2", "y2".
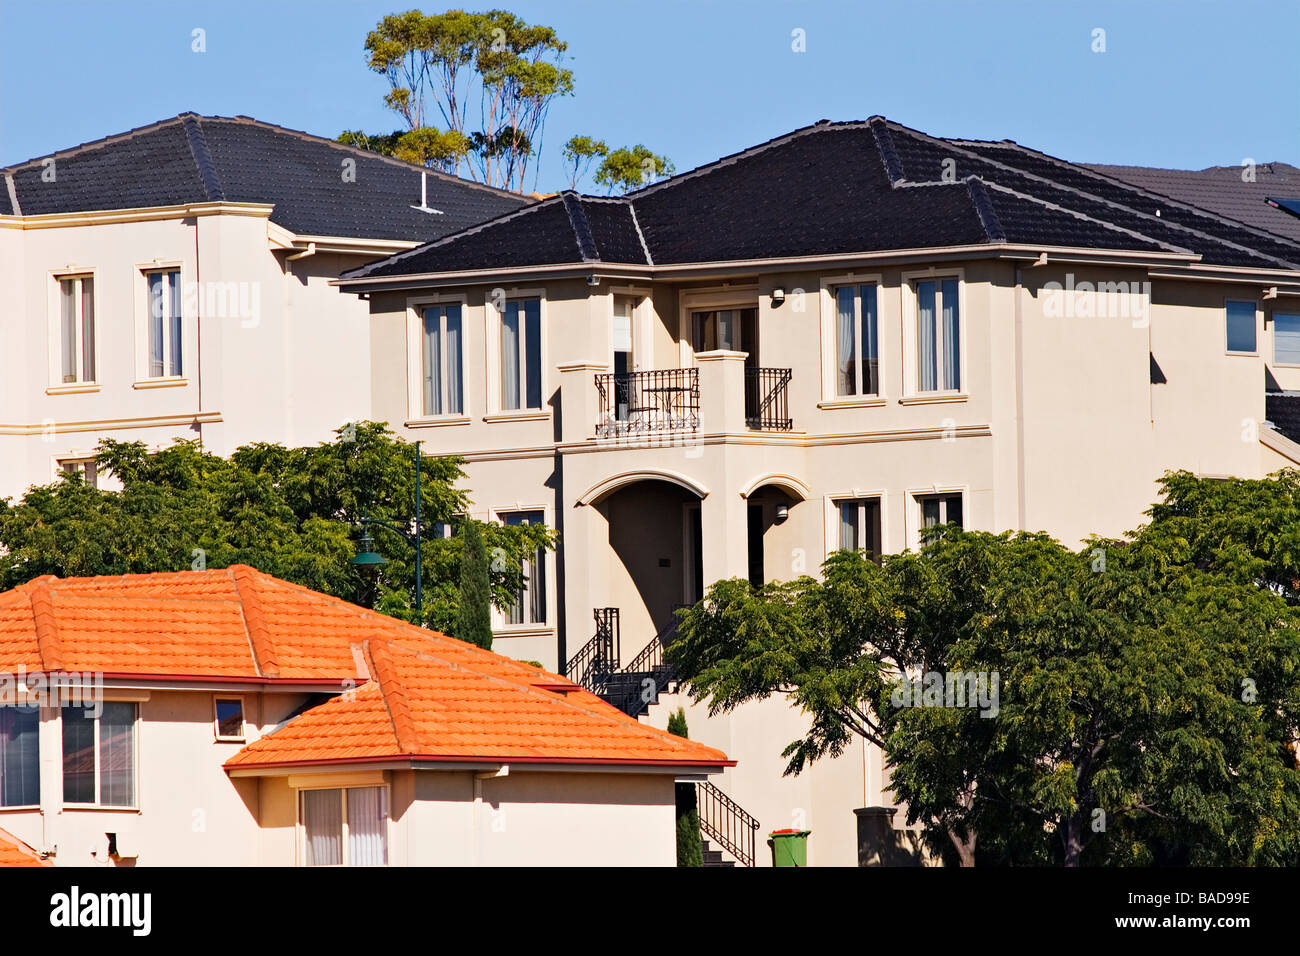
[
  {"x1": 58, "y1": 457, "x2": 99, "y2": 488},
  {"x1": 1272, "y1": 310, "x2": 1300, "y2": 368},
  {"x1": 902, "y1": 269, "x2": 967, "y2": 398},
  {"x1": 833, "y1": 496, "x2": 884, "y2": 561},
  {"x1": 487, "y1": 289, "x2": 548, "y2": 417},
  {"x1": 297, "y1": 784, "x2": 391, "y2": 867},
  {"x1": 140, "y1": 266, "x2": 185, "y2": 380},
  {"x1": 824, "y1": 490, "x2": 888, "y2": 561},
  {"x1": 213, "y1": 696, "x2": 246, "y2": 742},
  {"x1": 0, "y1": 704, "x2": 42, "y2": 810},
  {"x1": 491, "y1": 506, "x2": 553, "y2": 632},
  {"x1": 49, "y1": 270, "x2": 98, "y2": 387},
  {"x1": 677, "y1": 286, "x2": 760, "y2": 366},
  {"x1": 405, "y1": 293, "x2": 472, "y2": 425},
  {"x1": 61, "y1": 701, "x2": 139, "y2": 810},
  {"x1": 910, "y1": 488, "x2": 968, "y2": 548},
  {"x1": 819, "y1": 272, "x2": 887, "y2": 406},
  {"x1": 1224, "y1": 298, "x2": 1259, "y2": 356}
]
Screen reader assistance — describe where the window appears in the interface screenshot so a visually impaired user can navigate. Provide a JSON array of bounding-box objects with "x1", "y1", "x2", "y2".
[
  {"x1": 1274, "y1": 313, "x2": 1300, "y2": 365},
  {"x1": 0, "y1": 705, "x2": 40, "y2": 807},
  {"x1": 691, "y1": 308, "x2": 756, "y2": 354},
  {"x1": 1226, "y1": 301, "x2": 1257, "y2": 354},
  {"x1": 301, "y1": 786, "x2": 388, "y2": 866},
  {"x1": 834, "y1": 285, "x2": 879, "y2": 396},
  {"x1": 59, "y1": 458, "x2": 98, "y2": 488},
  {"x1": 146, "y1": 269, "x2": 183, "y2": 377},
  {"x1": 918, "y1": 494, "x2": 963, "y2": 530},
  {"x1": 58, "y1": 275, "x2": 96, "y2": 383},
  {"x1": 214, "y1": 697, "x2": 245, "y2": 741},
  {"x1": 838, "y1": 498, "x2": 883, "y2": 559},
  {"x1": 503, "y1": 511, "x2": 546, "y2": 625},
  {"x1": 62, "y1": 702, "x2": 135, "y2": 807},
  {"x1": 915, "y1": 278, "x2": 960, "y2": 391},
  {"x1": 501, "y1": 298, "x2": 542, "y2": 410},
  {"x1": 421, "y1": 304, "x2": 463, "y2": 415}
]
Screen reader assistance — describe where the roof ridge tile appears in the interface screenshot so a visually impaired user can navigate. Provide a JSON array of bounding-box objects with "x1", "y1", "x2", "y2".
[
  {"x1": 561, "y1": 192, "x2": 599, "y2": 261},
  {"x1": 27, "y1": 580, "x2": 64, "y2": 672},
  {"x1": 183, "y1": 116, "x2": 225, "y2": 202},
  {"x1": 229, "y1": 565, "x2": 279, "y2": 678}
]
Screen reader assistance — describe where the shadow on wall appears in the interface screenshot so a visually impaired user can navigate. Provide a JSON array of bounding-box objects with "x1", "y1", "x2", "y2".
[{"x1": 854, "y1": 807, "x2": 926, "y2": 867}]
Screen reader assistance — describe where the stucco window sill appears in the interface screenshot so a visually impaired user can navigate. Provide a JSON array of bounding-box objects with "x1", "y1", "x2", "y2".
[
  {"x1": 493, "y1": 625, "x2": 555, "y2": 638},
  {"x1": 818, "y1": 397, "x2": 887, "y2": 409},
  {"x1": 62, "y1": 806, "x2": 142, "y2": 813},
  {"x1": 133, "y1": 377, "x2": 188, "y2": 390},
  {"x1": 0, "y1": 805, "x2": 40, "y2": 812},
  {"x1": 898, "y1": 393, "x2": 969, "y2": 405},
  {"x1": 483, "y1": 410, "x2": 550, "y2": 423},
  {"x1": 404, "y1": 416, "x2": 472, "y2": 429},
  {"x1": 46, "y1": 383, "x2": 101, "y2": 395}
]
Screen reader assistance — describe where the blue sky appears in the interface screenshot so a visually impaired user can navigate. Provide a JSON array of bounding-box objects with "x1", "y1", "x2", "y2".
[{"x1": 1, "y1": 0, "x2": 1295, "y2": 192}]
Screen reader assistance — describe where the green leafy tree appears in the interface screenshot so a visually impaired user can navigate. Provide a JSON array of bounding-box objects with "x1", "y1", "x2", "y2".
[
  {"x1": 0, "y1": 423, "x2": 553, "y2": 636},
  {"x1": 561, "y1": 134, "x2": 607, "y2": 190},
  {"x1": 594, "y1": 145, "x2": 673, "y2": 194},
  {"x1": 337, "y1": 129, "x2": 405, "y2": 156},
  {"x1": 362, "y1": 9, "x2": 573, "y2": 189},
  {"x1": 455, "y1": 518, "x2": 493, "y2": 649},
  {"x1": 669, "y1": 513, "x2": 1300, "y2": 866}
]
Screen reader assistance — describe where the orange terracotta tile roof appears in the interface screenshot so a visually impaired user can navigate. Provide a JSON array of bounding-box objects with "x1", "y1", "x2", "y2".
[
  {"x1": 0, "y1": 566, "x2": 730, "y2": 770},
  {"x1": 0, "y1": 828, "x2": 51, "y2": 867}
]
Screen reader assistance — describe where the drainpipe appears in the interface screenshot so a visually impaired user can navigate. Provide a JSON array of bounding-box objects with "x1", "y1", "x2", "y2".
[
  {"x1": 471, "y1": 765, "x2": 509, "y2": 865},
  {"x1": 286, "y1": 242, "x2": 317, "y2": 262}
]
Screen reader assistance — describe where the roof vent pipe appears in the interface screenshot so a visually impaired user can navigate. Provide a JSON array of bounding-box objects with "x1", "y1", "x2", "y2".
[{"x1": 411, "y1": 171, "x2": 445, "y2": 215}]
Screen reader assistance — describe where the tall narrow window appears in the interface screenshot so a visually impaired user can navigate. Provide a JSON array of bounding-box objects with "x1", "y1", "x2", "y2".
[
  {"x1": 503, "y1": 510, "x2": 546, "y2": 625},
  {"x1": 301, "y1": 786, "x2": 388, "y2": 866},
  {"x1": 915, "y1": 278, "x2": 960, "y2": 391},
  {"x1": 62, "y1": 702, "x2": 135, "y2": 807},
  {"x1": 918, "y1": 494, "x2": 963, "y2": 530},
  {"x1": 146, "y1": 269, "x2": 183, "y2": 377},
  {"x1": 838, "y1": 498, "x2": 883, "y2": 560},
  {"x1": 612, "y1": 296, "x2": 636, "y2": 420},
  {"x1": 0, "y1": 705, "x2": 39, "y2": 808},
  {"x1": 1274, "y1": 313, "x2": 1300, "y2": 365},
  {"x1": 501, "y1": 298, "x2": 542, "y2": 410},
  {"x1": 834, "y1": 284, "x2": 879, "y2": 396},
  {"x1": 422, "y1": 304, "x2": 464, "y2": 415},
  {"x1": 59, "y1": 275, "x2": 95, "y2": 383},
  {"x1": 1225, "y1": 301, "x2": 1257, "y2": 354}
]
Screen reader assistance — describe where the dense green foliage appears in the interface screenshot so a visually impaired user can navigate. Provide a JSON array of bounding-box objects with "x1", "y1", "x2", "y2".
[
  {"x1": 668, "y1": 710, "x2": 703, "y2": 867},
  {"x1": 669, "y1": 471, "x2": 1300, "y2": 866},
  {"x1": 455, "y1": 518, "x2": 494, "y2": 649},
  {"x1": 0, "y1": 422, "x2": 552, "y2": 635},
  {"x1": 594, "y1": 144, "x2": 674, "y2": 194}
]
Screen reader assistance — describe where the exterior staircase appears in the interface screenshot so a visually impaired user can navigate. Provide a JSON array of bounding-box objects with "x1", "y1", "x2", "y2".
[{"x1": 701, "y1": 838, "x2": 735, "y2": 867}]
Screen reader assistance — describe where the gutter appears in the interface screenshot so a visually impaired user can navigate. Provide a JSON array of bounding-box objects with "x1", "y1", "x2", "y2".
[{"x1": 225, "y1": 754, "x2": 736, "y2": 775}]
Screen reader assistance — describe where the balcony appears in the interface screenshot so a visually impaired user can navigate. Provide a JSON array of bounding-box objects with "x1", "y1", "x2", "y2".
[{"x1": 592, "y1": 363, "x2": 792, "y2": 439}]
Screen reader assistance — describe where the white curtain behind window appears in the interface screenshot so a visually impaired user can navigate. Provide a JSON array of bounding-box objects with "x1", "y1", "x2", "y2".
[
  {"x1": 839, "y1": 502, "x2": 858, "y2": 551},
  {"x1": 941, "y1": 278, "x2": 960, "y2": 390},
  {"x1": 502, "y1": 304, "x2": 521, "y2": 409},
  {"x1": 149, "y1": 273, "x2": 165, "y2": 377},
  {"x1": 917, "y1": 281, "x2": 937, "y2": 391},
  {"x1": 304, "y1": 789, "x2": 342, "y2": 866},
  {"x1": 446, "y1": 306, "x2": 463, "y2": 414},
  {"x1": 347, "y1": 786, "x2": 388, "y2": 866},
  {"x1": 168, "y1": 271, "x2": 182, "y2": 376},
  {"x1": 423, "y1": 307, "x2": 442, "y2": 415},
  {"x1": 60, "y1": 279, "x2": 77, "y2": 382},
  {"x1": 862, "y1": 284, "x2": 878, "y2": 394},
  {"x1": 836, "y1": 287, "x2": 856, "y2": 396},
  {"x1": 80, "y1": 278, "x2": 95, "y2": 382}
]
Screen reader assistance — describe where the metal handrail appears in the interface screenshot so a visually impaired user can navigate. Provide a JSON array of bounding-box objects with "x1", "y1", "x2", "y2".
[
  {"x1": 566, "y1": 608, "x2": 620, "y2": 693},
  {"x1": 745, "y1": 367, "x2": 793, "y2": 431},
  {"x1": 613, "y1": 606, "x2": 687, "y2": 716},
  {"x1": 596, "y1": 368, "x2": 700, "y2": 437},
  {"x1": 697, "y1": 780, "x2": 760, "y2": 867}
]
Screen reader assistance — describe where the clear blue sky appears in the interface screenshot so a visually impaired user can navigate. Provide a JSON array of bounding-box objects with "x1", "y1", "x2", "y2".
[{"x1": 1, "y1": 0, "x2": 1295, "y2": 192}]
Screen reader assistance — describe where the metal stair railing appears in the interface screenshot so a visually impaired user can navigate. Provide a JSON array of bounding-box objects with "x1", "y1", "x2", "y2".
[
  {"x1": 696, "y1": 780, "x2": 761, "y2": 867},
  {"x1": 565, "y1": 608, "x2": 620, "y2": 694}
]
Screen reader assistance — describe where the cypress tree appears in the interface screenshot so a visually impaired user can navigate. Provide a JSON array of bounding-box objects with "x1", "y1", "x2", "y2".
[
  {"x1": 670, "y1": 708, "x2": 704, "y2": 866},
  {"x1": 455, "y1": 520, "x2": 493, "y2": 650}
]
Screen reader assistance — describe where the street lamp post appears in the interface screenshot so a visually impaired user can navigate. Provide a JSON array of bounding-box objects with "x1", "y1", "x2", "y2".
[{"x1": 351, "y1": 440, "x2": 425, "y2": 623}]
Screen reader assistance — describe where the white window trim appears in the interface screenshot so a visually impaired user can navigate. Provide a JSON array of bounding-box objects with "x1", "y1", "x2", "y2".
[
  {"x1": 213, "y1": 695, "x2": 246, "y2": 742},
  {"x1": 824, "y1": 490, "x2": 888, "y2": 560},
  {"x1": 907, "y1": 485, "x2": 969, "y2": 550},
  {"x1": 489, "y1": 505, "x2": 554, "y2": 633},
  {"x1": 819, "y1": 272, "x2": 887, "y2": 405},
  {"x1": 901, "y1": 268, "x2": 967, "y2": 398},
  {"x1": 47, "y1": 268, "x2": 98, "y2": 387},
  {"x1": 1223, "y1": 297, "x2": 1259, "y2": 357},
  {"x1": 405, "y1": 292, "x2": 470, "y2": 423},
  {"x1": 296, "y1": 783, "x2": 392, "y2": 867},
  {"x1": 677, "y1": 286, "x2": 760, "y2": 366},
  {"x1": 135, "y1": 262, "x2": 186, "y2": 382},
  {"x1": 1270, "y1": 308, "x2": 1300, "y2": 368},
  {"x1": 486, "y1": 287, "x2": 550, "y2": 418},
  {"x1": 60, "y1": 702, "x2": 139, "y2": 811}
]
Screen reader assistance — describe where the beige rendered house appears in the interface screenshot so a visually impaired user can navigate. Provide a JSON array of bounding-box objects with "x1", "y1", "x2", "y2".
[
  {"x1": 337, "y1": 116, "x2": 1300, "y2": 865},
  {"x1": 0, "y1": 565, "x2": 729, "y2": 866},
  {"x1": 0, "y1": 114, "x2": 527, "y2": 501}
]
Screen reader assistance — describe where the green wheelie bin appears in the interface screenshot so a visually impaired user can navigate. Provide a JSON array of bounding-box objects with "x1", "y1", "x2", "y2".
[{"x1": 768, "y1": 828, "x2": 811, "y2": 866}]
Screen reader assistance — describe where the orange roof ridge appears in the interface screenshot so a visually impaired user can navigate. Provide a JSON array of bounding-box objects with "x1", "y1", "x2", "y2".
[
  {"x1": 229, "y1": 564, "x2": 279, "y2": 678},
  {"x1": 364, "y1": 637, "x2": 419, "y2": 754},
  {"x1": 26, "y1": 580, "x2": 64, "y2": 672}
]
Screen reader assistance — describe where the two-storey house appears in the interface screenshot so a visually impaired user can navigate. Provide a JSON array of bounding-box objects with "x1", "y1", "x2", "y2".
[{"x1": 0, "y1": 113, "x2": 527, "y2": 500}]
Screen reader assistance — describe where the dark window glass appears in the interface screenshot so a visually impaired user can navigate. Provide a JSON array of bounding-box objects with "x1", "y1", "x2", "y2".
[
  {"x1": 216, "y1": 698, "x2": 244, "y2": 738},
  {"x1": 0, "y1": 706, "x2": 39, "y2": 807}
]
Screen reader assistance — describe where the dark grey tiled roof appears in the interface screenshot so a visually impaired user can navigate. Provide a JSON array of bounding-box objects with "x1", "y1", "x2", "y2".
[
  {"x1": 1266, "y1": 392, "x2": 1300, "y2": 445},
  {"x1": 346, "y1": 117, "x2": 1300, "y2": 281},
  {"x1": 0, "y1": 114, "x2": 528, "y2": 242},
  {"x1": 1085, "y1": 161, "x2": 1300, "y2": 245}
]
